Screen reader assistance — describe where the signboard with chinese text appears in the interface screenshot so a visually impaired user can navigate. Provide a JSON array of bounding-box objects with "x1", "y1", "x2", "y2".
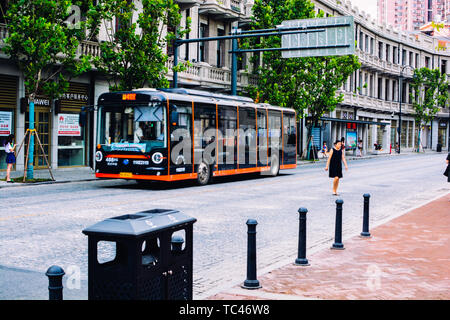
[
  {"x1": 0, "y1": 111, "x2": 12, "y2": 136},
  {"x1": 58, "y1": 114, "x2": 81, "y2": 136}
]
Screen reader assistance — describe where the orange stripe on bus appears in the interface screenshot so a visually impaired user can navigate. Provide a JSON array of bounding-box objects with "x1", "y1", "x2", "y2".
[
  {"x1": 96, "y1": 173, "x2": 198, "y2": 181},
  {"x1": 213, "y1": 166, "x2": 270, "y2": 177},
  {"x1": 280, "y1": 164, "x2": 297, "y2": 170}
]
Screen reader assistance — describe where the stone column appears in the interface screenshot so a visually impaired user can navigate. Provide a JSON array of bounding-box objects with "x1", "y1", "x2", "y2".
[
  {"x1": 372, "y1": 122, "x2": 378, "y2": 150},
  {"x1": 16, "y1": 75, "x2": 26, "y2": 172},
  {"x1": 51, "y1": 105, "x2": 59, "y2": 168},
  {"x1": 383, "y1": 124, "x2": 391, "y2": 153}
]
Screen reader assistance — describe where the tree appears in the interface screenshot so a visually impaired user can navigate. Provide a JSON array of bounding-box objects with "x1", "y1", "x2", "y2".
[
  {"x1": 2, "y1": 0, "x2": 92, "y2": 179},
  {"x1": 86, "y1": 0, "x2": 189, "y2": 91},
  {"x1": 409, "y1": 67, "x2": 449, "y2": 152},
  {"x1": 243, "y1": 0, "x2": 360, "y2": 151}
]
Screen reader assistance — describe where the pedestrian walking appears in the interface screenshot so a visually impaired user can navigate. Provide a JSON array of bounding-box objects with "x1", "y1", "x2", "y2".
[
  {"x1": 325, "y1": 140, "x2": 349, "y2": 196},
  {"x1": 4, "y1": 134, "x2": 16, "y2": 183},
  {"x1": 341, "y1": 137, "x2": 346, "y2": 151},
  {"x1": 444, "y1": 152, "x2": 450, "y2": 183},
  {"x1": 356, "y1": 139, "x2": 363, "y2": 157},
  {"x1": 321, "y1": 142, "x2": 328, "y2": 158}
]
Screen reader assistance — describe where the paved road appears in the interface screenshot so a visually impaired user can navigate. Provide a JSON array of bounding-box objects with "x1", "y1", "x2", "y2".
[{"x1": 0, "y1": 153, "x2": 449, "y2": 299}]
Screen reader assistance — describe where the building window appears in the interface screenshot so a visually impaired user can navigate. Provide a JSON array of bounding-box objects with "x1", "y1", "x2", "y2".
[
  {"x1": 198, "y1": 23, "x2": 208, "y2": 62},
  {"x1": 385, "y1": 79, "x2": 390, "y2": 101},
  {"x1": 378, "y1": 42, "x2": 383, "y2": 59},
  {"x1": 216, "y1": 28, "x2": 225, "y2": 68},
  {"x1": 184, "y1": 9, "x2": 190, "y2": 61},
  {"x1": 378, "y1": 78, "x2": 383, "y2": 99},
  {"x1": 386, "y1": 44, "x2": 390, "y2": 62}
]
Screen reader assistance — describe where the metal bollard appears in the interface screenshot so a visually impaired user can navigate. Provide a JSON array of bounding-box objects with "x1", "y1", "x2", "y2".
[
  {"x1": 46, "y1": 265, "x2": 65, "y2": 300},
  {"x1": 295, "y1": 208, "x2": 310, "y2": 266},
  {"x1": 331, "y1": 199, "x2": 345, "y2": 250},
  {"x1": 242, "y1": 219, "x2": 261, "y2": 289},
  {"x1": 361, "y1": 194, "x2": 371, "y2": 237}
]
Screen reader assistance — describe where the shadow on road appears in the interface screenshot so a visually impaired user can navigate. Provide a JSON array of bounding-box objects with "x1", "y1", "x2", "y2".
[{"x1": 99, "y1": 172, "x2": 293, "y2": 191}]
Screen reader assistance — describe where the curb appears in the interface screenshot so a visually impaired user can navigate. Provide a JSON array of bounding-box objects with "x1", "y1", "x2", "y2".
[{"x1": 0, "y1": 178, "x2": 99, "y2": 189}]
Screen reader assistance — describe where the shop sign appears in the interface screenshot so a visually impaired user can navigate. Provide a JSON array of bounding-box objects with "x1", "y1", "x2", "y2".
[
  {"x1": 0, "y1": 111, "x2": 12, "y2": 136},
  {"x1": 61, "y1": 93, "x2": 89, "y2": 102},
  {"x1": 346, "y1": 131, "x2": 357, "y2": 149},
  {"x1": 439, "y1": 121, "x2": 447, "y2": 128},
  {"x1": 58, "y1": 113, "x2": 81, "y2": 136}
]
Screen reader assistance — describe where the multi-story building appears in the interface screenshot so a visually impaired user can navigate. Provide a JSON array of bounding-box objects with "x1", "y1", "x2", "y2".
[
  {"x1": 0, "y1": 0, "x2": 449, "y2": 174},
  {"x1": 378, "y1": 0, "x2": 450, "y2": 31}
]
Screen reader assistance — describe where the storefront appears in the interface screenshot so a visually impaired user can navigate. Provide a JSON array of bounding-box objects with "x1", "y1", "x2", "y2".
[
  {"x1": 23, "y1": 82, "x2": 89, "y2": 168},
  {"x1": 0, "y1": 74, "x2": 18, "y2": 170},
  {"x1": 57, "y1": 82, "x2": 89, "y2": 167},
  {"x1": 437, "y1": 120, "x2": 448, "y2": 150}
]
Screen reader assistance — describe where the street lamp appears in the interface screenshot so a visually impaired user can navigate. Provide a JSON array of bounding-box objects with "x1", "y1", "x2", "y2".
[{"x1": 398, "y1": 64, "x2": 415, "y2": 154}]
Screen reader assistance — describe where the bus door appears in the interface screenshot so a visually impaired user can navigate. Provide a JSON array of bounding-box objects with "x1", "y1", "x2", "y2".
[
  {"x1": 268, "y1": 110, "x2": 282, "y2": 165},
  {"x1": 283, "y1": 112, "x2": 297, "y2": 165},
  {"x1": 169, "y1": 102, "x2": 193, "y2": 175},
  {"x1": 257, "y1": 109, "x2": 268, "y2": 168},
  {"x1": 217, "y1": 105, "x2": 237, "y2": 171},
  {"x1": 238, "y1": 107, "x2": 257, "y2": 169}
]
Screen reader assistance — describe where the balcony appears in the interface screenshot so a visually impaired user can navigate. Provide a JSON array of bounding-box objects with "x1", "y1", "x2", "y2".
[
  {"x1": 165, "y1": 56, "x2": 258, "y2": 91},
  {"x1": 198, "y1": 0, "x2": 246, "y2": 21},
  {"x1": 174, "y1": 0, "x2": 202, "y2": 10},
  {"x1": 340, "y1": 91, "x2": 415, "y2": 115}
]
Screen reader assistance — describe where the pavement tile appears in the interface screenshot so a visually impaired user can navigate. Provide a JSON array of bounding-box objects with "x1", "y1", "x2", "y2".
[{"x1": 209, "y1": 193, "x2": 450, "y2": 300}]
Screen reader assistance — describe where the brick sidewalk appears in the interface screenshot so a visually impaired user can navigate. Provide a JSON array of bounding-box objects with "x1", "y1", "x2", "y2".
[{"x1": 208, "y1": 193, "x2": 450, "y2": 300}]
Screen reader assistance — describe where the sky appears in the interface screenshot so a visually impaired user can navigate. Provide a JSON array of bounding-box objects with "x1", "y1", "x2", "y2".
[{"x1": 349, "y1": 0, "x2": 378, "y2": 20}]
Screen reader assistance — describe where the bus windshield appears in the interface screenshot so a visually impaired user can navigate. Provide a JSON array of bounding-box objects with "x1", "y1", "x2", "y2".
[{"x1": 97, "y1": 103, "x2": 167, "y2": 153}]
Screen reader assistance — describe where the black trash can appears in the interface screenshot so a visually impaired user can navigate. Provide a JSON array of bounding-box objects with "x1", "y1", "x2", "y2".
[
  {"x1": 437, "y1": 143, "x2": 442, "y2": 152},
  {"x1": 82, "y1": 209, "x2": 196, "y2": 300}
]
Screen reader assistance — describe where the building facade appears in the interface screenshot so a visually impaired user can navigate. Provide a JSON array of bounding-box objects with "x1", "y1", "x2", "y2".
[
  {"x1": 378, "y1": 0, "x2": 450, "y2": 31},
  {"x1": 0, "y1": 0, "x2": 449, "y2": 173}
]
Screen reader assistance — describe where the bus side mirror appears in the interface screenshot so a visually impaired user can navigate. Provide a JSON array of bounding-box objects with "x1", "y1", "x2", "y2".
[
  {"x1": 79, "y1": 108, "x2": 88, "y2": 127},
  {"x1": 171, "y1": 111, "x2": 179, "y2": 127}
]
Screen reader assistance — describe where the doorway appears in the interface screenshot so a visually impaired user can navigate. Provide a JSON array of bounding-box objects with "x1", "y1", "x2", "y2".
[{"x1": 25, "y1": 108, "x2": 51, "y2": 168}]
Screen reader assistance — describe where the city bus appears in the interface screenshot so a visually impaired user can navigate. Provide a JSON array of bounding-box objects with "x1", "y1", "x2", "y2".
[{"x1": 89, "y1": 88, "x2": 297, "y2": 185}]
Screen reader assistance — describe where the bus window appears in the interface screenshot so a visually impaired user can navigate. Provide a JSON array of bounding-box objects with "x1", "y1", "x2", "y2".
[
  {"x1": 257, "y1": 110, "x2": 268, "y2": 166},
  {"x1": 97, "y1": 103, "x2": 167, "y2": 152},
  {"x1": 194, "y1": 103, "x2": 216, "y2": 165},
  {"x1": 283, "y1": 112, "x2": 296, "y2": 164},
  {"x1": 268, "y1": 111, "x2": 282, "y2": 162},
  {"x1": 218, "y1": 105, "x2": 237, "y2": 170},
  {"x1": 170, "y1": 103, "x2": 193, "y2": 173},
  {"x1": 238, "y1": 107, "x2": 256, "y2": 168}
]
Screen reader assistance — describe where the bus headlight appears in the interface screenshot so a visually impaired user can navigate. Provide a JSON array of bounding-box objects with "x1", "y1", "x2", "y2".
[
  {"x1": 152, "y1": 152, "x2": 163, "y2": 164},
  {"x1": 95, "y1": 151, "x2": 103, "y2": 162}
]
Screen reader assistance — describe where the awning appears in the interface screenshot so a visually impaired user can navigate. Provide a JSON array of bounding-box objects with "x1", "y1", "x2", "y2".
[{"x1": 320, "y1": 117, "x2": 390, "y2": 126}]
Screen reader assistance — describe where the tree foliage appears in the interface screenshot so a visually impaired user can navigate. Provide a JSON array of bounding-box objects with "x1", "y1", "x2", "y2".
[
  {"x1": 2, "y1": 0, "x2": 91, "y2": 101},
  {"x1": 244, "y1": 0, "x2": 361, "y2": 125},
  {"x1": 409, "y1": 67, "x2": 449, "y2": 125},
  {"x1": 86, "y1": 0, "x2": 190, "y2": 91}
]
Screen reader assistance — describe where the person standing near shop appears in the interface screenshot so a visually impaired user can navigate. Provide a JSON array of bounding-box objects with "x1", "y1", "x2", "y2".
[
  {"x1": 4, "y1": 134, "x2": 16, "y2": 183},
  {"x1": 357, "y1": 139, "x2": 363, "y2": 157},
  {"x1": 444, "y1": 152, "x2": 450, "y2": 183},
  {"x1": 325, "y1": 139, "x2": 349, "y2": 195}
]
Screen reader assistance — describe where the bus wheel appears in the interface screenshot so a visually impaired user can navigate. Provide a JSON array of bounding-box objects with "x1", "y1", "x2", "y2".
[
  {"x1": 270, "y1": 154, "x2": 279, "y2": 177},
  {"x1": 196, "y1": 162, "x2": 211, "y2": 185}
]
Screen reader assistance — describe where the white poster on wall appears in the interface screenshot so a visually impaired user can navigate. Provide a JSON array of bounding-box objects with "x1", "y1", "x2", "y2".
[
  {"x1": 0, "y1": 111, "x2": 12, "y2": 136},
  {"x1": 58, "y1": 113, "x2": 81, "y2": 136}
]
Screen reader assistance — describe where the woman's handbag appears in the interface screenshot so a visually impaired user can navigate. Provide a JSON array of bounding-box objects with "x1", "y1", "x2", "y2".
[{"x1": 444, "y1": 165, "x2": 449, "y2": 177}]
